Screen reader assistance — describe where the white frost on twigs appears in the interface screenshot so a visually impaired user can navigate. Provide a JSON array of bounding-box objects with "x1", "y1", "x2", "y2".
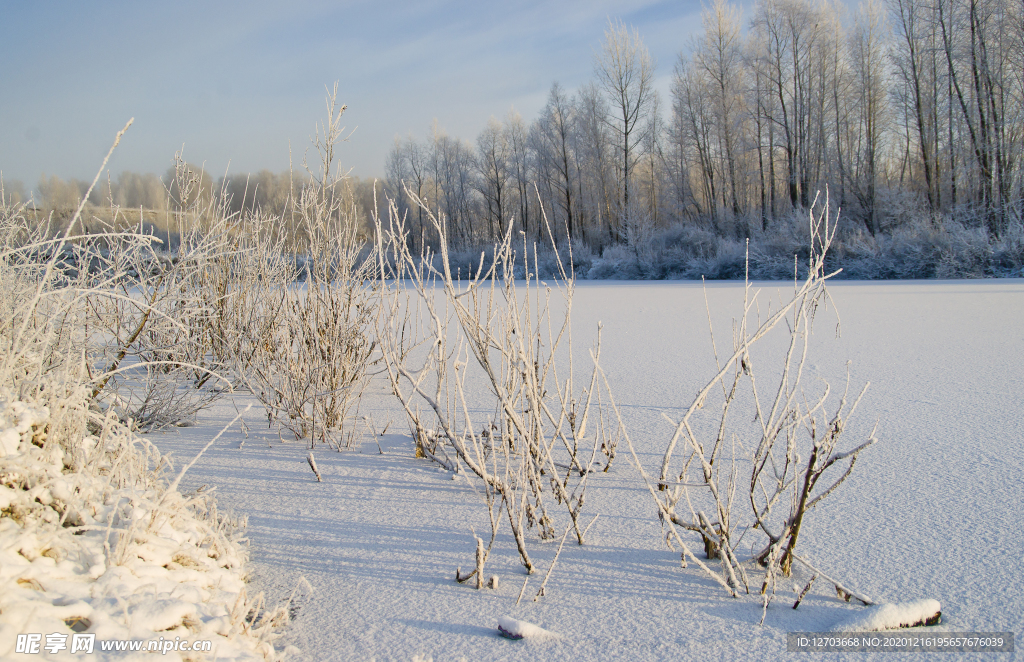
[
  {"x1": 829, "y1": 599, "x2": 941, "y2": 632},
  {"x1": 497, "y1": 616, "x2": 559, "y2": 640}
]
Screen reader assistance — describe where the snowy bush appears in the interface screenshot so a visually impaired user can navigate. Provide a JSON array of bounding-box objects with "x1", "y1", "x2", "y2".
[
  {"x1": 0, "y1": 382, "x2": 293, "y2": 660},
  {"x1": 82, "y1": 168, "x2": 233, "y2": 431},
  {"x1": 43, "y1": 87, "x2": 381, "y2": 447},
  {"x1": 229, "y1": 87, "x2": 378, "y2": 449},
  {"x1": 572, "y1": 192, "x2": 1024, "y2": 281}
]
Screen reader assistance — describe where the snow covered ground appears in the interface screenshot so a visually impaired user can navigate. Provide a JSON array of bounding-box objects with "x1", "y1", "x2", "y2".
[{"x1": 147, "y1": 279, "x2": 1024, "y2": 661}]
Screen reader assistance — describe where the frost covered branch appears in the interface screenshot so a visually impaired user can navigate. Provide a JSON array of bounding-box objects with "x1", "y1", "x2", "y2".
[
  {"x1": 615, "y1": 192, "x2": 879, "y2": 610},
  {"x1": 373, "y1": 185, "x2": 607, "y2": 585}
]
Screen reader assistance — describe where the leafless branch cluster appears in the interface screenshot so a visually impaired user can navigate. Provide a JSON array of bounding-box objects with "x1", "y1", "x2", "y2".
[
  {"x1": 1, "y1": 120, "x2": 309, "y2": 661},
  {"x1": 373, "y1": 189, "x2": 608, "y2": 588},
  {"x1": 612, "y1": 192, "x2": 877, "y2": 612},
  {"x1": 3, "y1": 86, "x2": 378, "y2": 448},
  {"x1": 230, "y1": 86, "x2": 378, "y2": 449}
]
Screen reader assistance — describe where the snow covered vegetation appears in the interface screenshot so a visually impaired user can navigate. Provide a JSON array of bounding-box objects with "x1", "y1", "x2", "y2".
[
  {"x1": 0, "y1": 124, "x2": 311, "y2": 660},
  {"x1": 829, "y1": 600, "x2": 942, "y2": 632},
  {"x1": 0, "y1": 386, "x2": 290, "y2": 660},
  {"x1": 3, "y1": 87, "x2": 1020, "y2": 660},
  {"x1": 370, "y1": 173, "x2": 885, "y2": 622},
  {"x1": 376, "y1": 0, "x2": 1024, "y2": 280},
  {"x1": 611, "y1": 194, "x2": 881, "y2": 616}
]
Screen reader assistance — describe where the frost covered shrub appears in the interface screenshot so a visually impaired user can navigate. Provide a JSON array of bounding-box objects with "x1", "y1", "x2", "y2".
[
  {"x1": 429, "y1": 244, "x2": 498, "y2": 279},
  {"x1": 584, "y1": 221, "x2": 802, "y2": 280},
  {"x1": 824, "y1": 214, "x2": 1023, "y2": 279},
  {"x1": 614, "y1": 194, "x2": 879, "y2": 615},
  {"x1": 990, "y1": 225, "x2": 1024, "y2": 276},
  {"x1": 577, "y1": 191, "x2": 1024, "y2": 281},
  {"x1": 1, "y1": 154, "x2": 294, "y2": 659},
  {"x1": 427, "y1": 237, "x2": 591, "y2": 282},
  {"x1": 692, "y1": 239, "x2": 748, "y2": 280},
  {"x1": 586, "y1": 243, "x2": 644, "y2": 279},
  {"x1": 647, "y1": 226, "x2": 714, "y2": 278},
  {"x1": 933, "y1": 221, "x2": 1022, "y2": 278},
  {"x1": 231, "y1": 88, "x2": 378, "y2": 449},
  {"x1": 0, "y1": 161, "x2": 235, "y2": 432},
  {"x1": 532, "y1": 239, "x2": 592, "y2": 280},
  {"x1": 376, "y1": 194, "x2": 608, "y2": 591}
]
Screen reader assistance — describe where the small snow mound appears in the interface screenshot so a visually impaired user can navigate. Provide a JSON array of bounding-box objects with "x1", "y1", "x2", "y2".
[
  {"x1": 829, "y1": 599, "x2": 941, "y2": 632},
  {"x1": 497, "y1": 616, "x2": 558, "y2": 641}
]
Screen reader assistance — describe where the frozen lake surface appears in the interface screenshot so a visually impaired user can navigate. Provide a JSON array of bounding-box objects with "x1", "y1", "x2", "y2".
[{"x1": 151, "y1": 279, "x2": 1024, "y2": 661}]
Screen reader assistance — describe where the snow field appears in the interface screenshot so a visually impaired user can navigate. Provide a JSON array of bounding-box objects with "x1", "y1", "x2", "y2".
[{"x1": 147, "y1": 279, "x2": 1024, "y2": 661}]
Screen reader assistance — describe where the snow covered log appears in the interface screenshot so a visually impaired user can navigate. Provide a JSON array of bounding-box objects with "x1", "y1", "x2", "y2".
[
  {"x1": 829, "y1": 599, "x2": 941, "y2": 632},
  {"x1": 497, "y1": 616, "x2": 558, "y2": 641}
]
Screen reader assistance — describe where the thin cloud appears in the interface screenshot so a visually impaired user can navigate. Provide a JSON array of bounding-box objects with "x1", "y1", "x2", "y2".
[{"x1": 1, "y1": 0, "x2": 704, "y2": 185}]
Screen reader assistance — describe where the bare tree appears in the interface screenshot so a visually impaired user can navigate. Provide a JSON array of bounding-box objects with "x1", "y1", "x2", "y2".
[
  {"x1": 536, "y1": 83, "x2": 580, "y2": 241},
  {"x1": 696, "y1": 0, "x2": 747, "y2": 225},
  {"x1": 752, "y1": 0, "x2": 831, "y2": 210},
  {"x1": 576, "y1": 82, "x2": 617, "y2": 246},
  {"x1": 638, "y1": 91, "x2": 666, "y2": 230},
  {"x1": 504, "y1": 108, "x2": 535, "y2": 242},
  {"x1": 37, "y1": 175, "x2": 87, "y2": 213},
  {"x1": 595, "y1": 18, "x2": 657, "y2": 233},
  {"x1": 475, "y1": 118, "x2": 512, "y2": 241},
  {"x1": 891, "y1": 0, "x2": 941, "y2": 211},
  {"x1": 403, "y1": 136, "x2": 432, "y2": 247},
  {"x1": 385, "y1": 137, "x2": 413, "y2": 243},
  {"x1": 672, "y1": 56, "x2": 720, "y2": 227},
  {"x1": 937, "y1": 0, "x2": 1021, "y2": 235},
  {"x1": 114, "y1": 171, "x2": 167, "y2": 211},
  {"x1": 431, "y1": 126, "x2": 477, "y2": 247},
  {"x1": 356, "y1": 0, "x2": 1021, "y2": 251},
  {"x1": 850, "y1": 0, "x2": 891, "y2": 234},
  {"x1": 748, "y1": 22, "x2": 783, "y2": 229}
]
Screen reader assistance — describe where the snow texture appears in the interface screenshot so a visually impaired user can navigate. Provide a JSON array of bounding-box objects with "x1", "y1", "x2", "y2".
[{"x1": 829, "y1": 599, "x2": 942, "y2": 632}]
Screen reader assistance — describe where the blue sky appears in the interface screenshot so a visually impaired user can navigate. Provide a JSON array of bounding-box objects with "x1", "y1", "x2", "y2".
[{"x1": 2, "y1": 0, "x2": 709, "y2": 188}]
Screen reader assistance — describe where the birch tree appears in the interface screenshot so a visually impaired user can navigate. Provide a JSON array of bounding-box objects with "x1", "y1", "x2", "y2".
[
  {"x1": 505, "y1": 108, "x2": 535, "y2": 242},
  {"x1": 595, "y1": 19, "x2": 657, "y2": 233},
  {"x1": 849, "y1": 0, "x2": 890, "y2": 234},
  {"x1": 536, "y1": 83, "x2": 580, "y2": 240},
  {"x1": 696, "y1": 0, "x2": 747, "y2": 224},
  {"x1": 475, "y1": 118, "x2": 512, "y2": 241}
]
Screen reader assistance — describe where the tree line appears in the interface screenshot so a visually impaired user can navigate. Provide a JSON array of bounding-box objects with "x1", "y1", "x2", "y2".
[
  {"x1": 386, "y1": 0, "x2": 1022, "y2": 254},
  {"x1": 8, "y1": 165, "x2": 380, "y2": 244}
]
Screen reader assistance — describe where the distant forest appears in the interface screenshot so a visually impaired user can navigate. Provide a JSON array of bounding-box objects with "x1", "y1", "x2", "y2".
[{"x1": 7, "y1": 0, "x2": 1023, "y2": 279}]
